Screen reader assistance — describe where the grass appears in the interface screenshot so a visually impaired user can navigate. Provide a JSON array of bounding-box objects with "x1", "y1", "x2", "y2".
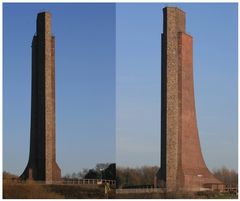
[
  {"x1": 3, "y1": 183, "x2": 63, "y2": 199},
  {"x1": 116, "y1": 191, "x2": 238, "y2": 199},
  {"x1": 3, "y1": 181, "x2": 237, "y2": 199},
  {"x1": 3, "y1": 181, "x2": 115, "y2": 199}
]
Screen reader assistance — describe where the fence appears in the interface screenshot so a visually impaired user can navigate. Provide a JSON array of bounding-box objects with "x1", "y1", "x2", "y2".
[
  {"x1": 4, "y1": 178, "x2": 116, "y2": 186},
  {"x1": 62, "y1": 179, "x2": 115, "y2": 185},
  {"x1": 116, "y1": 188, "x2": 164, "y2": 194},
  {"x1": 224, "y1": 187, "x2": 238, "y2": 194}
]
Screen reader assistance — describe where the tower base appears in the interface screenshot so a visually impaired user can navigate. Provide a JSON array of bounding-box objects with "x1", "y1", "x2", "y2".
[
  {"x1": 20, "y1": 162, "x2": 61, "y2": 184},
  {"x1": 155, "y1": 167, "x2": 224, "y2": 192}
]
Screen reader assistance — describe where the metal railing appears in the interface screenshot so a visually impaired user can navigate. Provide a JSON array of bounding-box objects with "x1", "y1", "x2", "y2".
[
  {"x1": 4, "y1": 178, "x2": 116, "y2": 186},
  {"x1": 224, "y1": 187, "x2": 238, "y2": 194},
  {"x1": 116, "y1": 188, "x2": 164, "y2": 194},
  {"x1": 62, "y1": 179, "x2": 116, "y2": 185}
]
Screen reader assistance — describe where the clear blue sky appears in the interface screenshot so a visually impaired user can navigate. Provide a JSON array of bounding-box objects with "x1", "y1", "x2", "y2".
[
  {"x1": 3, "y1": 3, "x2": 116, "y2": 176},
  {"x1": 116, "y1": 3, "x2": 238, "y2": 171},
  {"x1": 3, "y1": 3, "x2": 238, "y2": 176}
]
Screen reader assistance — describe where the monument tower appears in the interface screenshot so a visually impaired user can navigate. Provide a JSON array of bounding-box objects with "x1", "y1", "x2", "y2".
[
  {"x1": 21, "y1": 12, "x2": 61, "y2": 183},
  {"x1": 156, "y1": 7, "x2": 222, "y2": 191}
]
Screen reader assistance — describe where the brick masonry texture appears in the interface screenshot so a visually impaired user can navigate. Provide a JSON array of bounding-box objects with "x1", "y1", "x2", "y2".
[
  {"x1": 20, "y1": 12, "x2": 61, "y2": 183},
  {"x1": 157, "y1": 7, "x2": 222, "y2": 191}
]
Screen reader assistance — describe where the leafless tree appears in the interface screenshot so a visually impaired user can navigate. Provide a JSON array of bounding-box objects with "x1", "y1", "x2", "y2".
[{"x1": 212, "y1": 167, "x2": 238, "y2": 187}]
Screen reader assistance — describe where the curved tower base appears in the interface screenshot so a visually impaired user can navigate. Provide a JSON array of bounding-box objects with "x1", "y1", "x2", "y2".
[{"x1": 20, "y1": 162, "x2": 61, "y2": 183}]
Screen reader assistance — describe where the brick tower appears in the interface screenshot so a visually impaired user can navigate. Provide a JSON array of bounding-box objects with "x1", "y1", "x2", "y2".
[
  {"x1": 20, "y1": 12, "x2": 61, "y2": 183},
  {"x1": 156, "y1": 7, "x2": 222, "y2": 191}
]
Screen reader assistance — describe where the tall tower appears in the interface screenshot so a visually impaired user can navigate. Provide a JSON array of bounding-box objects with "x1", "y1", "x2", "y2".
[
  {"x1": 21, "y1": 12, "x2": 61, "y2": 183},
  {"x1": 156, "y1": 7, "x2": 222, "y2": 191}
]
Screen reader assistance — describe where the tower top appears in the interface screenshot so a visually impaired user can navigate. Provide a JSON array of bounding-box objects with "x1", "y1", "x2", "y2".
[
  {"x1": 36, "y1": 11, "x2": 52, "y2": 38},
  {"x1": 162, "y1": 6, "x2": 186, "y2": 34},
  {"x1": 163, "y1": 6, "x2": 185, "y2": 14},
  {"x1": 37, "y1": 11, "x2": 51, "y2": 18}
]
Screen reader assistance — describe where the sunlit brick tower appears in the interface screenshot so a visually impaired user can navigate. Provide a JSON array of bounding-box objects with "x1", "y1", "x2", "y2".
[
  {"x1": 156, "y1": 7, "x2": 223, "y2": 191},
  {"x1": 20, "y1": 12, "x2": 61, "y2": 184}
]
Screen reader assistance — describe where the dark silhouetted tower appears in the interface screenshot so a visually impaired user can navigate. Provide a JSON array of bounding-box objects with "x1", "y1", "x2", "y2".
[{"x1": 21, "y1": 12, "x2": 61, "y2": 183}]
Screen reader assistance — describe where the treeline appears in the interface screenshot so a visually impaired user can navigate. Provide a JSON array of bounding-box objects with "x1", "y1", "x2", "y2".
[
  {"x1": 3, "y1": 165, "x2": 237, "y2": 188},
  {"x1": 116, "y1": 166, "x2": 159, "y2": 188},
  {"x1": 63, "y1": 163, "x2": 115, "y2": 180},
  {"x1": 116, "y1": 166, "x2": 238, "y2": 188},
  {"x1": 3, "y1": 171, "x2": 18, "y2": 179},
  {"x1": 213, "y1": 167, "x2": 238, "y2": 187}
]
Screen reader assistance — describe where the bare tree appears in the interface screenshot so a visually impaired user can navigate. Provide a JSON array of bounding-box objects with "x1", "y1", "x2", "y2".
[
  {"x1": 116, "y1": 166, "x2": 159, "y2": 188},
  {"x1": 212, "y1": 167, "x2": 238, "y2": 187}
]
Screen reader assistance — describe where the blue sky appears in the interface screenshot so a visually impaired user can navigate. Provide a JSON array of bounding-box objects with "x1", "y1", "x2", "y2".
[
  {"x1": 116, "y1": 3, "x2": 238, "y2": 171},
  {"x1": 3, "y1": 3, "x2": 116, "y2": 176},
  {"x1": 3, "y1": 3, "x2": 238, "y2": 176}
]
